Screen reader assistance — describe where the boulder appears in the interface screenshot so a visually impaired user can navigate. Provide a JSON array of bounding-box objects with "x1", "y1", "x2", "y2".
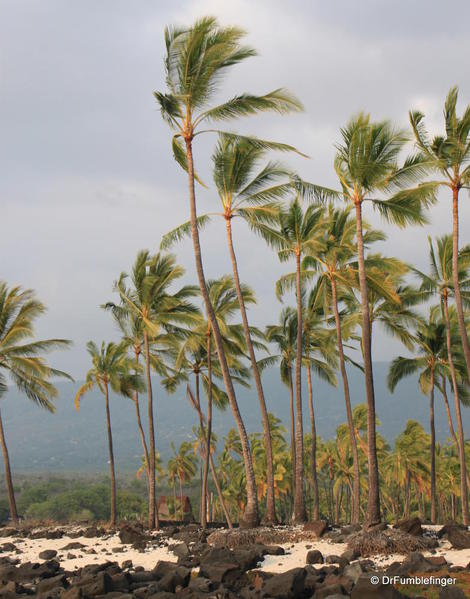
[
  {"x1": 262, "y1": 567, "x2": 306, "y2": 598},
  {"x1": 351, "y1": 574, "x2": 407, "y2": 598},
  {"x1": 344, "y1": 561, "x2": 363, "y2": 584},
  {"x1": 39, "y1": 549, "x2": 58, "y2": 560},
  {"x1": 393, "y1": 517, "x2": 423, "y2": 536},
  {"x1": 307, "y1": 549, "x2": 324, "y2": 564},
  {"x1": 439, "y1": 587, "x2": 467, "y2": 598},
  {"x1": 119, "y1": 524, "x2": 148, "y2": 547},
  {"x1": 446, "y1": 526, "x2": 470, "y2": 549},
  {"x1": 61, "y1": 542, "x2": 86, "y2": 551},
  {"x1": 304, "y1": 521, "x2": 328, "y2": 537},
  {"x1": 314, "y1": 583, "x2": 348, "y2": 598},
  {"x1": 198, "y1": 561, "x2": 240, "y2": 584}
]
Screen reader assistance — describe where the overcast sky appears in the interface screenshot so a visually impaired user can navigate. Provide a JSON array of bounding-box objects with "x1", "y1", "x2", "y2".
[{"x1": 1, "y1": 0, "x2": 470, "y2": 378}]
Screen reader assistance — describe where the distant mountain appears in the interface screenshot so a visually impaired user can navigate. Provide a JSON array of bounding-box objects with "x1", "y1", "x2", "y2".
[{"x1": 2, "y1": 363, "x2": 468, "y2": 473}]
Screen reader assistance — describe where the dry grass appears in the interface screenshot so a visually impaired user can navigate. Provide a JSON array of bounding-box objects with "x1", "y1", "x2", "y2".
[{"x1": 347, "y1": 529, "x2": 437, "y2": 558}]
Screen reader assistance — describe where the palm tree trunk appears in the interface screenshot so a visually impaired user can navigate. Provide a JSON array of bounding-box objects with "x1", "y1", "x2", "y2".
[
  {"x1": 143, "y1": 331, "x2": 156, "y2": 529},
  {"x1": 452, "y1": 187, "x2": 470, "y2": 384},
  {"x1": 225, "y1": 216, "x2": 277, "y2": 524},
  {"x1": 293, "y1": 251, "x2": 306, "y2": 523},
  {"x1": 354, "y1": 200, "x2": 381, "y2": 526},
  {"x1": 331, "y1": 276, "x2": 361, "y2": 524},
  {"x1": 184, "y1": 138, "x2": 259, "y2": 528},
  {"x1": 204, "y1": 333, "x2": 213, "y2": 528},
  {"x1": 196, "y1": 371, "x2": 208, "y2": 529},
  {"x1": 306, "y1": 364, "x2": 319, "y2": 520},
  {"x1": 104, "y1": 382, "x2": 117, "y2": 527},
  {"x1": 179, "y1": 476, "x2": 184, "y2": 520},
  {"x1": 209, "y1": 454, "x2": 233, "y2": 528},
  {"x1": 441, "y1": 376, "x2": 458, "y2": 446},
  {"x1": 288, "y1": 366, "x2": 296, "y2": 496},
  {"x1": 443, "y1": 293, "x2": 469, "y2": 524},
  {"x1": 429, "y1": 368, "x2": 437, "y2": 523},
  {"x1": 0, "y1": 406, "x2": 18, "y2": 525}
]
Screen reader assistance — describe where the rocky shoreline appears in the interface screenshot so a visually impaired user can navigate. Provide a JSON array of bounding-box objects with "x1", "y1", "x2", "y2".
[{"x1": 1, "y1": 520, "x2": 470, "y2": 597}]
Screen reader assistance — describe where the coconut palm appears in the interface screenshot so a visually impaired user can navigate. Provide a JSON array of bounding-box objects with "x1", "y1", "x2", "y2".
[
  {"x1": 0, "y1": 283, "x2": 72, "y2": 524},
  {"x1": 264, "y1": 308, "x2": 298, "y2": 510},
  {"x1": 257, "y1": 199, "x2": 324, "y2": 522},
  {"x1": 155, "y1": 16, "x2": 302, "y2": 527},
  {"x1": 75, "y1": 341, "x2": 139, "y2": 527},
  {"x1": 305, "y1": 114, "x2": 435, "y2": 525},
  {"x1": 108, "y1": 250, "x2": 199, "y2": 529},
  {"x1": 388, "y1": 309, "x2": 453, "y2": 522},
  {"x1": 414, "y1": 234, "x2": 470, "y2": 523},
  {"x1": 169, "y1": 441, "x2": 198, "y2": 520},
  {"x1": 410, "y1": 87, "x2": 470, "y2": 385},
  {"x1": 161, "y1": 136, "x2": 295, "y2": 523}
]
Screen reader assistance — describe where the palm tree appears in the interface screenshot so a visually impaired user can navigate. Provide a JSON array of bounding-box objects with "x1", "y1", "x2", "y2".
[
  {"x1": 309, "y1": 114, "x2": 435, "y2": 525},
  {"x1": 388, "y1": 309, "x2": 452, "y2": 523},
  {"x1": 415, "y1": 234, "x2": 470, "y2": 523},
  {"x1": 162, "y1": 136, "x2": 294, "y2": 523},
  {"x1": 169, "y1": 441, "x2": 198, "y2": 520},
  {"x1": 75, "y1": 341, "x2": 138, "y2": 527},
  {"x1": 259, "y1": 199, "x2": 323, "y2": 522},
  {"x1": 155, "y1": 16, "x2": 302, "y2": 528},
  {"x1": 264, "y1": 308, "x2": 298, "y2": 512},
  {"x1": 107, "y1": 250, "x2": 198, "y2": 529},
  {"x1": 0, "y1": 283, "x2": 72, "y2": 524},
  {"x1": 410, "y1": 87, "x2": 470, "y2": 385}
]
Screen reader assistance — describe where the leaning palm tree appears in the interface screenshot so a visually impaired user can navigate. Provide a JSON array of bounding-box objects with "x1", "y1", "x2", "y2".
[
  {"x1": 259, "y1": 199, "x2": 323, "y2": 522},
  {"x1": 75, "y1": 341, "x2": 139, "y2": 527},
  {"x1": 162, "y1": 136, "x2": 294, "y2": 523},
  {"x1": 306, "y1": 114, "x2": 436, "y2": 525},
  {"x1": 388, "y1": 309, "x2": 452, "y2": 523},
  {"x1": 155, "y1": 16, "x2": 302, "y2": 528},
  {"x1": 0, "y1": 283, "x2": 72, "y2": 524},
  {"x1": 414, "y1": 234, "x2": 470, "y2": 523},
  {"x1": 410, "y1": 87, "x2": 470, "y2": 385},
  {"x1": 109, "y1": 250, "x2": 199, "y2": 529}
]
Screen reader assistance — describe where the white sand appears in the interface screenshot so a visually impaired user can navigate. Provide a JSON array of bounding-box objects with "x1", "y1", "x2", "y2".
[{"x1": 0, "y1": 532, "x2": 177, "y2": 571}]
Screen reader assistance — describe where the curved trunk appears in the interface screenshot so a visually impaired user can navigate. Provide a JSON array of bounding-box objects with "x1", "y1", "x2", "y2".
[
  {"x1": 293, "y1": 251, "x2": 306, "y2": 523},
  {"x1": 429, "y1": 368, "x2": 436, "y2": 523},
  {"x1": 0, "y1": 405, "x2": 18, "y2": 524},
  {"x1": 306, "y1": 364, "x2": 319, "y2": 520},
  {"x1": 441, "y1": 376, "x2": 458, "y2": 446},
  {"x1": 288, "y1": 365, "x2": 296, "y2": 499},
  {"x1": 104, "y1": 382, "x2": 117, "y2": 527},
  {"x1": 185, "y1": 138, "x2": 259, "y2": 527},
  {"x1": 452, "y1": 187, "x2": 470, "y2": 384},
  {"x1": 209, "y1": 454, "x2": 233, "y2": 528},
  {"x1": 225, "y1": 217, "x2": 277, "y2": 523},
  {"x1": 331, "y1": 277, "x2": 361, "y2": 524},
  {"x1": 443, "y1": 293, "x2": 469, "y2": 524},
  {"x1": 144, "y1": 331, "x2": 157, "y2": 529},
  {"x1": 354, "y1": 200, "x2": 381, "y2": 526}
]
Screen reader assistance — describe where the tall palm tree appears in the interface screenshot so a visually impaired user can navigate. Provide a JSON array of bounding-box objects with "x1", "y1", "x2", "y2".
[
  {"x1": 415, "y1": 234, "x2": 470, "y2": 523},
  {"x1": 0, "y1": 283, "x2": 72, "y2": 524},
  {"x1": 264, "y1": 308, "x2": 298, "y2": 506},
  {"x1": 155, "y1": 16, "x2": 302, "y2": 528},
  {"x1": 109, "y1": 250, "x2": 198, "y2": 529},
  {"x1": 75, "y1": 341, "x2": 139, "y2": 527},
  {"x1": 309, "y1": 114, "x2": 435, "y2": 525},
  {"x1": 388, "y1": 309, "x2": 452, "y2": 523},
  {"x1": 259, "y1": 199, "x2": 323, "y2": 522},
  {"x1": 410, "y1": 87, "x2": 470, "y2": 385},
  {"x1": 162, "y1": 136, "x2": 294, "y2": 523}
]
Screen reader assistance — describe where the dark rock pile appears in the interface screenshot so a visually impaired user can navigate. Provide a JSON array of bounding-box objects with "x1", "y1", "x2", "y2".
[{"x1": 0, "y1": 521, "x2": 468, "y2": 598}]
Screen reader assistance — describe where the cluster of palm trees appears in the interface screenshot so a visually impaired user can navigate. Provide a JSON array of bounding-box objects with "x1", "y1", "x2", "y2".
[{"x1": 1, "y1": 16, "x2": 470, "y2": 532}]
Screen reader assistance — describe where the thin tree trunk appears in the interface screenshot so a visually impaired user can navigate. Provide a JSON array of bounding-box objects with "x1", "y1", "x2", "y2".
[
  {"x1": 443, "y1": 292, "x2": 469, "y2": 524},
  {"x1": 288, "y1": 366, "x2": 296, "y2": 497},
  {"x1": 203, "y1": 333, "x2": 213, "y2": 528},
  {"x1": 179, "y1": 477, "x2": 184, "y2": 520},
  {"x1": 209, "y1": 454, "x2": 233, "y2": 528},
  {"x1": 225, "y1": 217, "x2": 277, "y2": 523},
  {"x1": 306, "y1": 364, "x2": 319, "y2": 520},
  {"x1": 0, "y1": 406, "x2": 18, "y2": 524},
  {"x1": 331, "y1": 276, "x2": 361, "y2": 524},
  {"x1": 144, "y1": 331, "x2": 156, "y2": 529},
  {"x1": 184, "y1": 137, "x2": 259, "y2": 527},
  {"x1": 430, "y1": 368, "x2": 436, "y2": 523},
  {"x1": 452, "y1": 187, "x2": 470, "y2": 385},
  {"x1": 354, "y1": 200, "x2": 381, "y2": 526},
  {"x1": 104, "y1": 382, "x2": 117, "y2": 527},
  {"x1": 196, "y1": 371, "x2": 208, "y2": 529},
  {"x1": 441, "y1": 376, "x2": 458, "y2": 446},
  {"x1": 293, "y1": 251, "x2": 306, "y2": 523}
]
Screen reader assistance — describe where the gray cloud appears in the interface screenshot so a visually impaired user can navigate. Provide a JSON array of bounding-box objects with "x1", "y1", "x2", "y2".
[{"x1": 1, "y1": 0, "x2": 469, "y2": 376}]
